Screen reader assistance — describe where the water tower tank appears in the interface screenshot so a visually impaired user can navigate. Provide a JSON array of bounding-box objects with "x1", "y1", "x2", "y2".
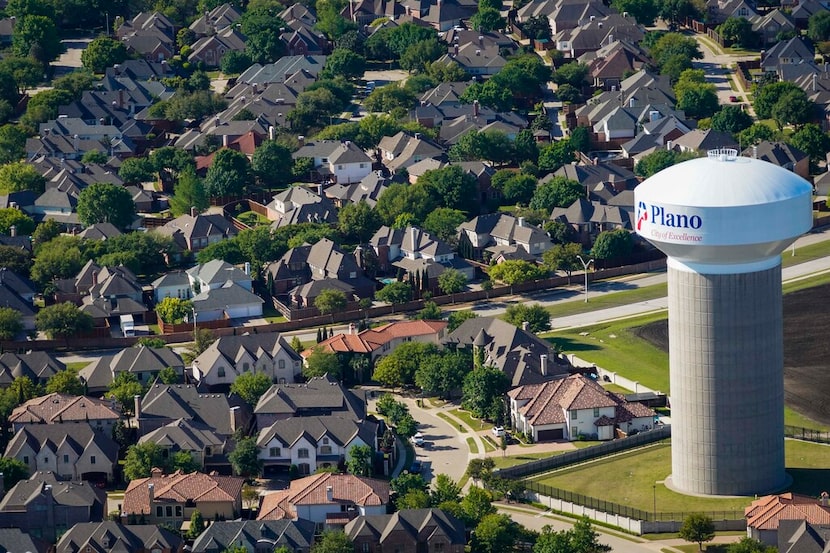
[{"x1": 635, "y1": 149, "x2": 812, "y2": 496}]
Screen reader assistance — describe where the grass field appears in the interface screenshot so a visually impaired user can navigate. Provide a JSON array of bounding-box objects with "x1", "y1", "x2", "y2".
[
  {"x1": 781, "y1": 240, "x2": 830, "y2": 268},
  {"x1": 492, "y1": 451, "x2": 563, "y2": 468},
  {"x1": 543, "y1": 283, "x2": 668, "y2": 320},
  {"x1": 437, "y1": 412, "x2": 466, "y2": 432},
  {"x1": 545, "y1": 312, "x2": 671, "y2": 392},
  {"x1": 482, "y1": 436, "x2": 496, "y2": 453},
  {"x1": 65, "y1": 361, "x2": 91, "y2": 371},
  {"x1": 466, "y1": 437, "x2": 479, "y2": 454},
  {"x1": 450, "y1": 408, "x2": 493, "y2": 431},
  {"x1": 532, "y1": 439, "x2": 830, "y2": 514}
]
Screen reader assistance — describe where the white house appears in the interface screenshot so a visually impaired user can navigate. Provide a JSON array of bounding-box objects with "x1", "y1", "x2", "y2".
[
  {"x1": 151, "y1": 270, "x2": 192, "y2": 303},
  {"x1": 192, "y1": 332, "x2": 303, "y2": 389},
  {"x1": 292, "y1": 140, "x2": 373, "y2": 184}
]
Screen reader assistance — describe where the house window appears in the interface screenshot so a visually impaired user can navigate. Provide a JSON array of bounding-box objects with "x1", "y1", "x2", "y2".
[
  {"x1": 571, "y1": 411, "x2": 577, "y2": 420},
  {"x1": 321, "y1": 446, "x2": 332, "y2": 454},
  {"x1": 338, "y1": 165, "x2": 344, "y2": 170},
  {"x1": 23, "y1": 456, "x2": 28, "y2": 464},
  {"x1": 91, "y1": 456, "x2": 96, "y2": 465},
  {"x1": 434, "y1": 544, "x2": 444, "y2": 553},
  {"x1": 43, "y1": 457, "x2": 48, "y2": 464},
  {"x1": 360, "y1": 163, "x2": 366, "y2": 168},
  {"x1": 166, "y1": 506, "x2": 173, "y2": 517},
  {"x1": 298, "y1": 448, "x2": 309, "y2": 458},
  {"x1": 175, "y1": 506, "x2": 182, "y2": 517},
  {"x1": 322, "y1": 438, "x2": 329, "y2": 444},
  {"x1": 321, "y1": 158, "x2": 328, "y2": 163},
  {"x1": 156, "y1": 506, "x2": 163, "y2": 517},
  {"x1": 593, "y1": 408, "x2": 600, "y2": 417},
  {"x1": 278, "y1": 359, "x2": 285, "y2": 369},
  {"x1": 63, "y1": 455, "x2": 69, "y2": 463},
  {"x1": 362, "y1": 544, "x2": 370, "y2": 553},
  {"x1": 218, "y1": 367, "x2": 226, "y2": 378},
  {"x1": 270, "y1": 447, "x2": 281, "y2": 457},
  {"x1": 243, "y1": 362, "x2": 249, "y2": 371}
]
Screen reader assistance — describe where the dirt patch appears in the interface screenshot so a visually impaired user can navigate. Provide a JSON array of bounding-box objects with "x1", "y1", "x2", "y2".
[{"x1": 632, "y1": 283, "x2": 830, "y2": 426}]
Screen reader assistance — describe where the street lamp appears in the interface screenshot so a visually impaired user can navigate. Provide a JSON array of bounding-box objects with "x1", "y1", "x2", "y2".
[
  {"x1": 576, "y1": 255, "x2": 594, "y2": 303},
  {"x1": 192, "y1": 307, "x2": 197, "y2": 333},
  {"x1": 653, "y1": 484, "x2": 657, "y2": 520}
]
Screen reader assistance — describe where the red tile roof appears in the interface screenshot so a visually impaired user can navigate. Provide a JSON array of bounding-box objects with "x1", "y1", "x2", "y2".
[
  {"x1": 746, "y1": 493, "x2": 830, "y2": 530},
  {"x1": 304, "y1": 320, "x2": 447, "y2": 357},
  {"x1": 123, "y1": 470, "x2": 244, "y2": 515},
  {"x1": 257, "y1": 473, "x2": 391, "y2": 521}
]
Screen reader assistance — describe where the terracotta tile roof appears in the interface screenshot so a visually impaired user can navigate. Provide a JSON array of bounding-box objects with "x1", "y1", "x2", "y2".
[
  {"x1": 746, "y1": 493, "x2": 830, "y2": 530},
  {"x1": 10, "y1": 393, "x2": 120, "y2": 425},
  {"x1": 305, "y1": 320, "x2": 447, "y2": 357},
  {"x1": 123, "y1": 470, "x2": 244, "y2": 515},
  {"x1": 257, "y1": 473, "x2": 391, "y2": 521}
]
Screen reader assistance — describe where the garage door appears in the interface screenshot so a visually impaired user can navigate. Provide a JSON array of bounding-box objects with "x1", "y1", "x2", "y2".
[{"x1": 537, "y1": 428, "x2": 564, "y2": 441}]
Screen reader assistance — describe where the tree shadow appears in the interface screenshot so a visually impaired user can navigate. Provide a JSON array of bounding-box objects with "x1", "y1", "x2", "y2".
[
  {"x1": 788, "y1": 468, "x2": 830, "y2": 496},
  {"x1": 547, "y1": 337, "x2": 602, "y2": 352}
]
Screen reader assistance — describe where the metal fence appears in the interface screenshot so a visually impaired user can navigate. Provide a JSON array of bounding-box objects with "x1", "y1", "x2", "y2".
[
  {"x1": 785, "y1": 425, "x2": 830, "y2": 444},
  {"x1": 494, "y1": 425, "x2": 672, "y2": 479}
]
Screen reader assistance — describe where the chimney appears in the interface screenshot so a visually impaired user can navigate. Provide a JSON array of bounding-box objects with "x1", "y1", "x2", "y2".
[
  {"x1": 628, "y1": 97, "x2": 635, "y2": 108},
  {"x1": 134, "y1": 394, "x2": 141, "y2": 418},
  {"x1": 44, "y1": 484, "x2": 55, "y2": 531},
  {"x1": 752, "y1": 145, "x2": 758, "y2": 159},
  {"x1": 666, "y1": 140, "x2": 673, "y2": 151},
  {"x1": 92, "y1": 271, "x2": 99, "y2": 286},
  {"x1": 222, "y1": 134, "x2": 229, "y2": 147},
  {"x1": 453, "y1": 44, "x2": 459, "y2": 56},
  {"x1": 269, "y1": 126, "x2": 275, "y2": 141},
  {"x1": 473, "y1": 100, "x2": 479, "y2": 117},
  {"x1": 522, "y1": 321, "x2": 529, "y2": 331},
  {"x1": 73, "y1": 134, "x2": 79, "y2": 152},
  {"x1": 518, "y1": 216, "x2": 524, "y2": 227},
  {"x1": 318, "y1": 182, "x2": 323, "y2": 196},
  {"x1": 478, "y1": 35, "x2": 484, "y2": 45},
  {"x1": 813, "y1": 73, "x2": 817, "y2": 92},
  {"x1": 9, "y1": 225, "x2": 15, "y2": 237},
  {"x1": 230, "y1": 406, "x2": 241, "y2": 433},
  {"x1": 244, "y1": 262, "x2": 251, "y2": 275},
  {"x1": 326, "y1": 486, "x2": 333, "y2": 501},
  {"x1": 475, "y1": 49, "x2": 481, "y2": 56},
  {"x1": 191, "y1": 206, "x2": 198, "y2": 217},
  {"x1": 541, "y1": 354, "x2": 548, "y2": 376},
  {"x1": 298, "y1": 135, "x2": 305, "y2": 146},
  {"x1": 349, "y1": 322, "x2": 356, "y2": 334},
  {"x1": 592, "y1": 157, "x2": 599, "y2": 165},
  {"x1": 409, "y1": 226, "x2": 417, "y2": 253},
  {"x1": 0, "y1": 473, "x2": 4, "y2": 497},
  {"x1": 147, "y1": 482, "x2": 154, "y2": 505}
]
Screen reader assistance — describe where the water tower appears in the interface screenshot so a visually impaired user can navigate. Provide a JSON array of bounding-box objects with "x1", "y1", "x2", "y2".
[{"x1": 635, "y1": 149, "x2": 812, "y2": 496}]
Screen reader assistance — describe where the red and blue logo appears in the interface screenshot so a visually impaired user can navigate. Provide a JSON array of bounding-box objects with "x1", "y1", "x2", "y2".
[{"x1": 636, "y1": 201, "x2": 649, "y2": 231}]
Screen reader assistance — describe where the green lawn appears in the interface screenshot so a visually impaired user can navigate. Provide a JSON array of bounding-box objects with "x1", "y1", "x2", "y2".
[
  {"x1": 781, "y1": 239, "x2": 830, "y2": 268},
  {"x1": 602, "y1": 383, "x2": 633, "y2": 394},
  {"x1": 449, "y1": 408, "x2": 493, "y2": 431},
  {"x1": 65, "y1": 361, "x2": 91, "y2": 371},
  {"x1": 543, "y1": 283, "x2": 668, "y2": 321},
  {"x1": 236, "y1": 211, "x2": 269, "y2": 227},
  {"x1": 532, "y1": 440, "x2": 830, "y2": 514},
  {"x1": 493, "y1": 451, "x2": 567, "y2": 468},
  {"x1": 261, "y1": 305, "x2": 287, "y2": 323},
  {"x1": 467, "y1": 437, "x2": 479, "y2": 454},
  {"x1": 437, "y1": 412, "x2": 466, "y2": 432},
  {"x1": 783, "y1": 271, "x2": 830, "y2": 294},
  {"x1": 481, "y1": 435, "x2": 497, "y2": 453},
  {"x1": 785, "y1": 406, "x2": 830, "y2": 432},
  {"x1": 544, "y1": 312, "x2": 671, "y2": 392}
]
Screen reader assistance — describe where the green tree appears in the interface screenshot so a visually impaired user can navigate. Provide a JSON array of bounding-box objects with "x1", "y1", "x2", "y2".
[
  {"x1": 808, "y1": 10, "x2": 830, "y2": 42},
  {"x1": 472, "y1": 513, "x2": 524, "y2": 553},
  {"x1": 634, "y1": 149, "x2": 699, "y2": 178},
  {"x1": 679, "y1": 514, "x2": 715, "y2": 552},
  {"x1": 754, "y1": 81, "x2": 802, "y2": 120},
  {"x1": 188, "y1": 510, "x2": 206, "y2": 539},
  {"x1": 387, "y1": 23, "x2": 438, "y2": 56},
  {"x1": 304, "y1": 346, "x2": 342, "y2": 379},
  {"x1": 674, "y1": 69, "x2": 719, "y2": 119},
  {"x1": 415, "y1": 350, "x2": 470, "y2": 398},
  {"x1": 413, "y1": 301, "x2": 442, "y2": 320},
  {"x1": 462, "y1": 366, "x2": 510, "y2": 421},
  {"x1": 118, "y1": 157, "x2": 155, "y2": 185},
  {"x1": 363, "y1": 84, "x2": 416, "y2": 113},
  {"x1": 169, "y1": 167, "x2": 209, "y2": 217},
  {"x1": 717, "y1": 17, "x2": 756, "y2": 48},
  {"x1": 418, "y1": 165, "x2": 479, "y2": 214},
  {"x1": 487, "y1": 260, "x2": 547, "y2": 287},
  {"x1": 123, "y1": 442, "x2": 166, "y2": 481},
  {"x1": 0, "y1": 245, "x2": 30, "y2": 277},
  {"x1": 321, "y1": 48, "x2": 366, "y2": 80},
  {"x1": 470, "y1": 7, "x2": 505, "y2": 32},
  {"x1": 220, "y1": 50, "x2": 252, "y2": 75},
  {"x1": 229, "y1": 437, "x2": 263, "y2": 477},
  {"x1": 400, "y1": 39, "x2": 444, "y2": 73},
  {"x1": 108, "y1": 372, "x2": 144, "y2": 415},
  {"x1": 315, "y1": 289, "x2": 348, "y2": 321},
  {"x1": 158, "y1": 366, "x2": 180, "y2": 385},
  {"x1": 553, "y1": 62, "x2": 589, "y2": 88},
  {"x1": 156, "y1": 297, "x2": 193, "y2": 325},
  {"x1": 13, "y1": 15, "x2": 62, "y2": 63},
  {"x1": 790, "y1": 123, "x2": 830, "y2": 168},
  {"x1": 252, "y1": 141, "x2": 293, "y2": 189},
  {"x1": 230, "y1": 372, "x2": 272, "y2": 407},
  {"x1": 81, "y1": 151, "x2": 108, "y2": 165},
  {"x1": 182, "y1": 328, "x2": 215, "y2": 365},
  {"x1": 172, "y1": 450, "x2": 200, "y2": 474},
  {"x1": 46, "y1": 368, "x2": 85, "y2": 395},
  {"x1": 0, "y1": 207, "x2": 35, "y2": 236},
  {"x1": 499, "y1": 173, "x2": 538, "y2": 206},
  {"x1": 52, "y1": 70, "x2": 95, "y2": 99},
  {"x1": 346, "y1": 444, "x2": 373, "y2": 477},
  {"x1": 375, "y1": 182, "x2": 436, "y2": 225},
  {"x1": 447, "y1": 310, "x2": 477, "y2": 332},
  {"x1": 648, "y1": 32, "x2": 702, "y2": 76},
  {"x1": 437, "y1": 268, "x2": 466, "y2": 302},
  {"x1": 738, "y1": 123, "x2": 777, "y2": 146},
  {"x1": 0, "y1": 458, "x2": 29, "y2": 491},
  {"x1": 373, "y1": 342, "x2": 438, "y2": 388},
  {"x1": 504, "y1": 303, "x2": 551, "y2": 333},
  {"x1": 0, "y1": 125, "x2": 27, "y2": 164},
  {"x1": 241, "y1": 9, "x2": 287, "y2": 64},
  {"x1": 423, "y1": 208, "x2": 466, "y2": 243},
  {"x1": 0, "y1": 56, "x2": 41, "y2": 93},
  {"x1": 376, "y1": 281, "x2": 413, "y2": 307},
  {"x1": 592, "y1": 228, "x2": 634, "y2": 262},
  {"x1": 726, "y1": 538, "x2": 774, "y2": 553},
  {"x1": 538, "y1": 141, "x2": 576, "y2": 172},
  {"x1": 205, "y1": 149, "x2": 251, "y2": 198},
  {"x1": 81, "y1": 36, "x2": 128, "y2": 73},
  {"x1": 77, "y1": 183, "x2": 136, "y2": 229},
  {"x1": 461, "y1": 485, "x2": 496, "y2": 524},
  {"x1": 315, "y1": 0, "x2": 357, "y2": 40},
  {"x1": 542, "y1": 242, "x2": 583, "y2": 281},
  {"x1": 710, "y1": 105, "x2": 753, "y2": 135},
  {"x1": 30, "y1": 236, "x2": 87, "y2": 288},
  {"x1": 772, "y1": 89, "x2": 814, "y2": 130},
  {"x1": 311, "y1": 531, "x2": 354, "y2": 553},
  {"x1": 431, "y1": 474, "x2": 461, "y2": 506},
  {"x1": 35, "y1": 302, "x2": 94, "y2": 339},
  {"x1": 0, "y1": 305, "x2": 21, "y2": 340},
  {"x1": 612, "y1": 0, "x2": 659, "y2": 24},
  {"x1": 338, "y1": 201, "x2": 381, "y2": 243}
]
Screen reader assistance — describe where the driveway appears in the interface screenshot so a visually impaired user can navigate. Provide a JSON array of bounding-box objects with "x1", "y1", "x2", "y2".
[{"x1": 691, "y1": 34, "x2": 757, "y2": 115}]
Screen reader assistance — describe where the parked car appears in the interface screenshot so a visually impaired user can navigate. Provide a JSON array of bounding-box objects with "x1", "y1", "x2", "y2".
[
  {"x1": 729, "y1": 95, "x2": 739, "y2": 102},
  {"x1": 411, "y1": 433, "x2": 424, "y2": 447},
  {"x1": 492, "y1": 426, "x2": 505, "y2": 437},
  {"x1": 409, "y1": 460, "x2": 422, "y2": 474}
]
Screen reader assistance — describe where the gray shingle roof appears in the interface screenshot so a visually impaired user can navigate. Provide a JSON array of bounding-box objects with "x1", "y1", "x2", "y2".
[
  {"x1": 191, "y1": 520, "x2": 316, "y2": 552},
  {"x1": 257, "y1": 415, "x2": 377, "y2": 449},
  {"x1": 55, "y1": 522, "x2": 184, "y2": 553},
  {"x1": 255, "y1": 373, "x2": 366, "y2": 419}
]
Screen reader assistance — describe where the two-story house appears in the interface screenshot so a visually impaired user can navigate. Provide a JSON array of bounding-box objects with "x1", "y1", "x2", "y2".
[
  {"x1": 509, "y1": 374, "x2": 656, "y2": 441},
  {"x1": 311, "y1": 320, "x2": 448, "y2": 363},
  {"x1": 191, "y1": 520, "x2": 316, "y2": 553},
  {"x1": 136, "y1": 383, "x2": 252, "y2": 437},
  {"x1": 123, "y1": 469, "x2": 245, "y2": 525},
  {"x1": 80, "y1": 345, "x2": 186, "y2": 394},
  {"x1": 292, "y1": 140, "x2": 373, "y2": 184},
  {"x1": 4, "y1": 423, "x2": 119, "y2": 484},
  {"x1": 254, "y1": 373, "x2": 367, "y2": 429},
  {"x1": 345, "y1": 509, "x2": 467, "y2": 553},
  {"x1": 0, "y1": 472, "x2": 107, "y2": 543},
  {"x1": 157, "y1": 213, "x2": 237, "y2": 254},
  {"x1": 377, "y1": 131, "x2": 445, "y2": 174},
  {"x1": 9, "y1": 393, "x2": 121, "y2": 434},
  {"x1": 265, "y1": 186, "x2": 339, "y2": 228},
  {"x1": 56, "y1": 522, "x2": 184, "y2": 553},
  {"x1": 0, "y1": 351, "x2": 65, "y2": 388},
  {"x1": 370, "y1": 225, "x2": 475, "y2": 283},
  {"x1": 191, "y1": 332, "x2": 303, "y2": 390},
  {"x1": 457, "y1": 213, "x2": 553, "y2": 261},
  {"x1": 187, "y1": 259, "x2": 263, "y2": 321},
  {"x1": 138, "y1": 419, "x2": 229, "y2": 472},
  {"x1": 257, "y1": 473, "x2": 391, "y2": 526}
]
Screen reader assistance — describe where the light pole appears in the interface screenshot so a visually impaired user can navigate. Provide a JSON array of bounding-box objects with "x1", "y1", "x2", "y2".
[
  {"x1": 192, "y1": 307, "x2": 197, "y2": 333},
  {"x1": 576, "y1": 255, "x2": 594, "y2": 303},
  {"x1": 653, "y1": 484, "x2": 657, "y2": 520}
]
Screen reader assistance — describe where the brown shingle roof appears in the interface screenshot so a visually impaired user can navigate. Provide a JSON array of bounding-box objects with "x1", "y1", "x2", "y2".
[{"x1": 9, "y1": 393, "x2": 120, "y2": 425}]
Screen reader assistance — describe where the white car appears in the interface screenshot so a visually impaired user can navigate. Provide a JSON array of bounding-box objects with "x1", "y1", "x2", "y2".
[
  {"x1": 411, "y1": 433, "x2": 425, "y2": 446},
  {"x1": 492, "y1": 426, "x2": 505, "y2": 437}
]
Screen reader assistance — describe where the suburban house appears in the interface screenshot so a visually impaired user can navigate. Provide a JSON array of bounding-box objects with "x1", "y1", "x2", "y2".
[
  {"x1": 0, "y1": 529, "x2": 49, "y2": 553},
  {"x1": 122, "y1": 469, "x2": 245, "y2": 525},
  {"x1": 4, "y1": 423, "x2": 119, "y2": 484},
  {"x1": 0, "y1": 269, "x2": 36, "y2": 331},
  {"x1": 136, "y1": 383, "x2": 253, "y2": 437},
  {"x1": 257, "y1": 473, "x2": 391, "y2": 525},
  {"x1": 445, "y1": 317, "x2": 573, "y2": 387},
  {"x1": 508, "y1": 374, "x2": 656, "y2": 441},
  {"x1": 254, "y1": 373, "x2": 367, "y2": 429},
  {"x1": 550, "y1": 197, "x2": 633, "y2": 245},
  {"x1": 760, "y1": 36, "x2": 814, "y2": 75},
  {"x1": 265, "y1": 186, "x2": 339, "y2": 228},
  {"x1": 311, "y1": 320, "x2": 449, "y2": 363},
  {"x1": 191, "y1": 520, "x2": 316, "y2": 553},
  {"x1": 191, "y1": 332, "x2": 304, "y2": 390},
  {"x1": 0, "y1": 472, "x2": 107, "y2": 543},
  {"x1": 344, "y1": 508, "x2": 467, "y2": 553},
  {"x1": 9, "y1": 393, "x2": 121, "y2": 434},
  {"x1": 186, "y1": 259, "x2": 264, "y2": 321},
  {"x1": 116, "y1": 11, "x2": 176, "y2": 61},
  {"x1": 257, "y1": 415, "x2": 378, "y2": 475},
  {"x1": 152, "y1": 270, "x2": 192, "y2": 303},
  {"x1": 777, "y1": 520, "x2": 830, "y2": 553},
  {"x1": 138, "y1": 419, "x2": 229, "y2": 472},
  {"x1": 79, "y1": 264, "x2": 149, "y2": 326},
  {"x1": 742, "y1": 141, "x2": 810, "y2": 179},
  {"x1": 188, "y1": 26, "x2": 247, "y2": 67},
  {"x1": 370, "y1": 225, "x2": 475, "y2": 284},
  {"x1": 55, "y1": 522, "x2": 185, "y2": 553},
  {"x1": 378, "y1": 131, "x2": 445, "y2": 174},
  {"x1": 457, "y1": 213, "x2": 553, "y2": 261},
  {"x1": 745, "y1": 493, "x2": 830, "y2": 545},
  {"x1": 436, "y1": 43, "x2": 507, "y2": 75},
  {"x1": 156, "y1": 213, "x2": 237, "y2": 254},
  {"x1": 79, "y1": 346, "x2": 185, "y2": 393},
  {"x1": 189, "y1": 3, "x2": 242, "y2": 37},
  {"x1": 293, "y1": 140, "x2": 373, "y2": 184},
  {"x1": 0, "y1": 352, "x2": 65, "y2": 388}
]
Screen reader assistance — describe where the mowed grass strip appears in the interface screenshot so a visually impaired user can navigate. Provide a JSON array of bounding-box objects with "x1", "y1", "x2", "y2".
[
  {"x1": 544, "y1": 312, "x2": 670, "y2": 392},
  {"x1": 532, "y1": 440, "x2": 830, "y2": 514},
  {"x1": 542, "y1": 283, "x2": 668, "y2": 320}
]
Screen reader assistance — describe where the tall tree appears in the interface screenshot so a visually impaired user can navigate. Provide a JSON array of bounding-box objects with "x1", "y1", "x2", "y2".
[
  {"x1": 229, "y1": 437, "x2": 263, "y2": 477},
  {"x1": 76, "y1": 183, "x2": 136, "y2": 229},
  {"x1": 230, "y1": 372, "x2": 272, "y2": 407},
  {"x1": 81, "y1": 37, "x2": 128, "y2": 73},
  {"x1": 461, "y1": 366, "x2": 510, "y2": 421},
  {"x1": 204, "y1": 149, "x2": 251, "y2": 198},
  {"x1": 45, "y1": 369, "x2": 85, "y2": 395},
  {"x1": 169, "y1": 167, "x2": 209, "y2": 217},
  {"x1": 679, "y1": 514, "x2": 715, "y2": 551},
  {"x1": 35, "y1": 302, "x2": 94, "y2": 339},
  {"x1": 437, "y1": 268, "x2": 466, "y2": 302},
  {"x1": 346, "y1": 444, "x2": 373, "y2": 476},
  {"x1": 311, "y1": 531, "x2": 354, "y2": 553},
  {"x1": 251, "y1": 141, "x2": 293, "y2": 189},
  {"x1": 315, "y1": 289, "x2": 348, "y2": 321},
  {"x1": 338, "y1": 201, "x2": 381, "y2": 243},
  {"x1": 13, "y1": 15, "x2": 62, "y2": 64}
]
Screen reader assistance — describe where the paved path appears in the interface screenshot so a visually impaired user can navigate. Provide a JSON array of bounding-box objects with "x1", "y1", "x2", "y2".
[{"x1": 692, "y1": 33, "x2": 757, "y2": 116}]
